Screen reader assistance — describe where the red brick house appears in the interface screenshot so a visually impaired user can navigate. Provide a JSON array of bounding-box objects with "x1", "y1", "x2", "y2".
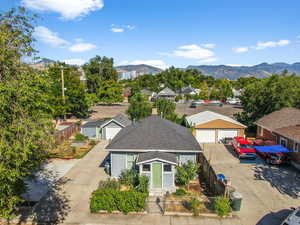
[{"x1": 255, "y1": 108, "x2": 300, "y2": 169}]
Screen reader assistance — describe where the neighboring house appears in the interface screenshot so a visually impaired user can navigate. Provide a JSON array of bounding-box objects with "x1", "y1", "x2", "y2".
[
  {"x1": 81, "y1": 114, "x2": 131, "y2": 140},
  {"x1": 155, "y1": 87, "x2": 176, "y2": 101},
  {"x1": 177, "y1": 86, "x2": 198, "y2": 96},
  {"x1": 186, "y1": 111, "x2": 246, "y2": 143},
  {"x1": 255, "y1": 108, "x2": 300, "y2": 169},
  {"x1": 141, "y1": 89, "x2": 156, "y2": 101},
  {"x1": 232, "y1": 88, "x2": 242, "y2": 97},
  {"x1": 106, "y1": 115, "x2": 202, "y2": 194}
]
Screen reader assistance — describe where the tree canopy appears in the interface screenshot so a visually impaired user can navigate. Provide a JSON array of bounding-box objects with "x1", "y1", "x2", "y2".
[{"x1": 126, "y1": 93, "x2": 152, "y2": 121}]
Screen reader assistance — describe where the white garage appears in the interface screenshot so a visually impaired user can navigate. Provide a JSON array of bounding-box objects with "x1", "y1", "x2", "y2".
[
  {"x1": 217, "y1": 129, "x2": 238, "y2": 142},
  {"x1": 196, "y1": 129, "x2": 216, "y2": 143},
  {"x1": 103, "y1": 126, "x2": 122, "y2": 140},
  {"x1": 186, "y1": 111, "x2": 246, "y2": 143}
]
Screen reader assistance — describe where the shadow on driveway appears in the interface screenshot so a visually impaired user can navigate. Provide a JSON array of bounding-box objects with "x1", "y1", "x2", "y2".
[
  {"x1": 253, "y1": 163, "x2": 300, "y2": 199},
  {"x1": 256, "y1": 209, "x2": 292, "y2": 225}
]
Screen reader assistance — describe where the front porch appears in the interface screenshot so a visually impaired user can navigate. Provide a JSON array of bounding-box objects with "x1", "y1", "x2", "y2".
[{"x1": 136, "y1": 151, "x2": 177, "y2": 195}]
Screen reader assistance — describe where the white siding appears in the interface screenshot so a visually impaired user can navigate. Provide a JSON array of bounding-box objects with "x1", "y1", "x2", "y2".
[{"x1": 196, "y1": 129, "x2": 216, "y2": 143}]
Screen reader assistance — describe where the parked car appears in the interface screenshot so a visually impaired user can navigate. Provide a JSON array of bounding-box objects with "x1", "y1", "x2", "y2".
[
  {"x1": 226, "y1": 98, "x2": 240, "y2": 105},
  {"x1": 190, "y1": 102, "x2": 197, "y2": 108},
  {"x1": 252, "y1": 139, "x2": 289, "y2": 165},
  {"x1": 190, "y1": 100, "x2": 205, "y2": 108},
  {"x1": 232, "y1": 137, "x2": 257, "y2": 159},
  {"x1": 281, "y1": 207, "x2": 300, "y2": 225}
]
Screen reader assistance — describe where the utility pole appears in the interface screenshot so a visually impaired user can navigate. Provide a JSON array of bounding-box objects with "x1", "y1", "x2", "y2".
[{"x1": 61, "y1": 68, "x2": 66, "y2": 120}]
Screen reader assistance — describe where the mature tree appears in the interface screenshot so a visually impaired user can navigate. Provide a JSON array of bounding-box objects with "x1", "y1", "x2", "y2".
[
  {"x1": 175, "y1": 161, "x2": 200, "y2": 190},
  {"x1": 126, "y1": 93, "x2": 152, "y2": 121},
  {"x1": 198, "y1": 81, "x2": 209, "y2": 99},
  {"x1": 236, "y1": 74, "x2": 300, "y2": 130},
  {"x1": 215, "y1": 79, "x2": 233, "y2": 101},
  {"x1": 0, "y1": 7, "x2": 36, "y2": 80},
  {"x1": 83, "y1": 55, "x2": 118, "y2": 94},
  {"x1": 0, "y1": 8, "x2": 55, "y2": 219},
  {"x1": 97, "y1": 80, "x2": 124, "y2": 104},
  {"x1": 46, "y1": 63, "x2": 90, "y2": 118},
  {"x1": 155, "y1": 98, "x2": 177, "y2": 121}
]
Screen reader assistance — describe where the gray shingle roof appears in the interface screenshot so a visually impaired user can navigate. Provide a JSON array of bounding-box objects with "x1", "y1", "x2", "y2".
[
  {"x1": 113, "y1": 114, "x2": 132, "y2": 127},
  {"x1": 157, "y1": 87, "x2": 176, "y2": 96},
  {"x1": 81, "y1": 119, "x2": 107, "y2": 128},
  {"x1": 136, "y1": 151, "x2": 177, "y2": 164},
  {"x1": 106, "y1": 115, "x2": 201, "y2": 151},
  {"x1": 256, "y1": 108, "x2": 300, "y2": 131}
]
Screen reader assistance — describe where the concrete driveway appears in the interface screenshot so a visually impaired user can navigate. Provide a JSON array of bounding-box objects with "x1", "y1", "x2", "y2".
[{"x1": 202, "y1": 143, "x2": 300, "y2": 225}]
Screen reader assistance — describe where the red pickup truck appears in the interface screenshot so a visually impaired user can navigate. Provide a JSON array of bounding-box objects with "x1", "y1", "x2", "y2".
[
  {"x1": 252, "y1": 139, "x2": 289, "y2": 165},
  {"x1": 232, "y1": 137, "x2": 257, "y2": 159}
]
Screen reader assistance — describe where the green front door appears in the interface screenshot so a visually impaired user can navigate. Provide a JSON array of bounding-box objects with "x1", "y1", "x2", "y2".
[{"x1": 152, "y1": 163, "x2": 162, "y2": 188}]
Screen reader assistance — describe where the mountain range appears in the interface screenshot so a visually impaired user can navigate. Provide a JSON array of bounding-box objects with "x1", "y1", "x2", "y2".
[{"x1": 116, "y1": 64, "x2": 163, "y2": 75}]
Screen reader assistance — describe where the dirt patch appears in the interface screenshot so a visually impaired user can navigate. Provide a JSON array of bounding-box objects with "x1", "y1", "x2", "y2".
[{"x1": 90, "y1": 104, "x2": 129, "y2": 119}]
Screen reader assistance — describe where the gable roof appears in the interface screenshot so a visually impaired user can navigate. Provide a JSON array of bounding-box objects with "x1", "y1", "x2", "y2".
[
  {"x1": 141, "y1": 89, "x2": 156, "y2": 96},
  {"x1": 185, "y1": 111, "x2": 246, "y2": 127},
  {"x1": 256, "y1": 108, "x2": 300, "y2": 131},
  {"x1": 157, "y1": 87, "x2": 176, "y2": 96},
  {"x1": 136, "y1": 151, "x2": 177, "y2": 165},
  {"x1": 81, "y1": 114, "x2": 131, "y2": 128},
  {"x1": 177, "y1": 86, "x2": 197, "y2": 94},
  {"x1": 106, "y1": 115, "x2": 201, "y2": 152}
]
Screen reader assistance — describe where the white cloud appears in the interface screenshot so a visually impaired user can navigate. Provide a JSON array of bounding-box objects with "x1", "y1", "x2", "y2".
[
  {"x1": 198, "y1": 57, "x2": 218, "y2": 63},
  {"x1": 202, "y1": 43, "x2": 216, "y2": 49},
  {"x1": 22, "y1": 0, "x2": 104, "y2": 20},
  {"x1": 111, "y1": 25, "x2": 135, "y2": 33},
  {"x1": 226, "y1": 64, "x2": 242, "y2": 67},
  {"x1": 254, "y1": 39, "x2": 290, "y2": 50},
  {"x1": 232, "y1": 47, "x2": 249, "y2": 53},
  {"x1": 69, "y1": 42, "x2": 96, "y2": 52},
  {"x1": 34, "y1": 26, "x2": 69, "y2": 47},
  {"x1": 297, "y1": 35, "x2": 300, "y2": 39},
  {"x1": 120, "y1": 60, "x2": 168, "y2": 69},
  {"x1": 64, "y1": 58, "x2": 86, "y2": 65},
  {"x1": 111, "y1": 27, "x2": 124, "y2": 33},
  {"x1": 172, "y1": 44, "x2": 215, "y2": 59}
]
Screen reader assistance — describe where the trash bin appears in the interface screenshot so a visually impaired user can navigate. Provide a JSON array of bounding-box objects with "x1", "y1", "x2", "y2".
[{"x1": 230, "y1": 191, "x2": 242, "y2": 211}]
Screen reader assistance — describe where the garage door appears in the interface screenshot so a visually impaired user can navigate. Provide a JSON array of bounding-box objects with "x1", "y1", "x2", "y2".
[
  {"x1": 196, "y1": 129, "x2": 216, "y2": 143},
  {"x1": 105, "y1": 127, "x2": 122, "y2": 140},
  {"x1": 217, "y1": 129, "x2": 238, "y2": 142}
]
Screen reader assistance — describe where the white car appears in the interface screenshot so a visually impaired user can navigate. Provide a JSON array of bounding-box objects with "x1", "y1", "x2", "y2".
[
  {"x1": 281, "y1": 207, "x2": 300, "y2": 225},
  {"x1": 227, "y1": 98, "x2": 240, "y2": 105}
]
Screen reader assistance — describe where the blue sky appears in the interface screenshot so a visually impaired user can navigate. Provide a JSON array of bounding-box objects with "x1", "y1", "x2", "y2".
[{"x1": 1, "y1": 0, "x2": 300, "y2": 68}]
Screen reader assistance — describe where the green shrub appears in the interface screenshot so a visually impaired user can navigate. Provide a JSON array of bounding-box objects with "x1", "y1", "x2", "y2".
[
  {"x1": 75, "y1": 133, "x2": 88, "y2": 142},
  {"x1": 175, "y1": 161, "x2": 200, "y2": 186},
  {"x1": 98, "y1": 179, "x2": 120, "y2": 190},
  {"x1": 173, "y1": 188, "x2": 187, "y2": 196},
  {"x1": 135, "y1": 176, "x2": 149, "y2": 194},
  {"x1": 214, "y1": 196, "x2": 231, "y2": 216},
  {"x1": 90, "y1": 188, "x2": 147, "y2": 214},
  {"x1": 89, "y1": 140, "x2": 97, "y2": 146},
  {"x1": 188, "y1": 198, "x2": 202, "y2": 216},
  {"x1": 119, "y1": 169, "x2": 138, "y2": 186},
  {"x1": 71, "y1": 146, "x2": 76, "y2": 154}
]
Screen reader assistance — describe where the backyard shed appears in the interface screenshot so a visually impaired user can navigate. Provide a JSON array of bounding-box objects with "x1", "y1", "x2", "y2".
[
  {"x1": 81, "y1": 114, "x2": 131, "y2": 140},
  {"x1": 186, "y1": 111, "x2": 246, "y2": 143}
]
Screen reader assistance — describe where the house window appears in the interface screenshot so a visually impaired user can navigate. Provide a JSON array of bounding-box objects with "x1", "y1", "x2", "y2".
[
  {"x1": 163, "y1": 164, "x2": 172, "y2": 172},
  {"x1": 127, "y1": 153, "x2": 136, "y2": 169},
  {"x1": 294, "y1": 142, "x2": 299, "y2": 152},
  {"x1": 142, "y1": 164, "x2": 150, "y2": 172},
  {"x1": 280, "y1": 137, "x2": 287, "y2": 148}
]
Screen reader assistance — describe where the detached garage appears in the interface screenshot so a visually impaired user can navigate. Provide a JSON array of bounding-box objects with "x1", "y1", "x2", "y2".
[
  {"x1": 81, "y1": 114, "x2": 131, "y2": 140},
  {"x1": 186, "y1": 111, "x2": 246, "y2": 143}
]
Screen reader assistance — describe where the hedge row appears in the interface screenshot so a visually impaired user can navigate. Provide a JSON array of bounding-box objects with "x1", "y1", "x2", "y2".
[{"x1": 90, "y1": 188, "x2": 147, "y2": 214}]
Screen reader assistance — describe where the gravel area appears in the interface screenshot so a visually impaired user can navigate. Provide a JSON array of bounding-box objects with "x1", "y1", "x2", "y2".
[{"x1": 89, "y1": 103, "x2": 129, "y2": 119}]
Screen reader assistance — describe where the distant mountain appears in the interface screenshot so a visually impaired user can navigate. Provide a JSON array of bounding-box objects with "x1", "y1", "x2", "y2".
[
  {"x1": 116, "y1": 64, "x2": 163, "y2": 75},
  {"x1": 29, "y1": 58, "x2": 56, "y2": 70},
  {"x1": 187, "y1": 62, "x2": 300, "y2": 79}
]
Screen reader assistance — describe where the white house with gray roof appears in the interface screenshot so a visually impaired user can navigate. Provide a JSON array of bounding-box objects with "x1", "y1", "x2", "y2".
[
  {"x1": 81, "y1": 114, "x2": 131, "y2": 140},
  {"x1": 106, "y1": 115, "x2": 202, "y2": 194}
]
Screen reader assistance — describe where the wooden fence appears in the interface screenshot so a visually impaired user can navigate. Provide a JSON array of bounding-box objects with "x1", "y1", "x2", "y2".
[
  {"x1": 198, "y1": 153, "x2": 226, "y2": 196},
  {"x1": 55, "y1": 122, "x2": 80, "y2": 144}
]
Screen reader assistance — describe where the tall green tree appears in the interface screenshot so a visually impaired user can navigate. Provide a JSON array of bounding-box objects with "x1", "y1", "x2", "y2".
[
  {"x1": 0, "y1": 8, "x2": 54, "y2": 219},
  {"x1": 83, "y1": 55, "x2": 118, "y2": 94},
  {"x1": 46, "y1": 63, "x2": 90, "y2": 118},
  {"x1": 126, "y1": 93, "x2": 152, "y2": 121},
  {"x1": 97, "y1": 80, "x2": 124, "y2": 104},
  {"x1": 155, "y1": 98, "x2": 177, "y2": 121}
]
